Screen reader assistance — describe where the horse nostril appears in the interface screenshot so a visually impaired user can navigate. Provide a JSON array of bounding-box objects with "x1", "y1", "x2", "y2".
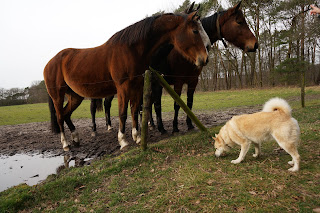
[{"x1": 206, "y1": 45, "x2": 211, "y2": 52}]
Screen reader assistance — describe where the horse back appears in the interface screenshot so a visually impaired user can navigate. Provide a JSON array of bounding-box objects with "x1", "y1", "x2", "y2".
[{"x1": 44, "y1": 46, "x2": 117, "y2": 98}]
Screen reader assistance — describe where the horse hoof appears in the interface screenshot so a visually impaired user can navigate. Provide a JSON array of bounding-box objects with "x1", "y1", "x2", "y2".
[
  {"x1": 172, "y1": 128, "x2": 179, "y2": 134},
  {"x1": 148, "y1": 123, "x2": 155, "y2": 131},
  {"x1": 63, "y1": 146, "x2": 70, "y2": 152},
  {"x1": 160, "y1": 129, "x2": 167, "y2": 135},
  {"x1": 73, "y1": 141, "x2": 80, "y2": 147},
  {"x1": 119, "y1": 140, "x2": 129, "y2": 150},
  {"x1": 187, "y1": 125, "x2": 195, "y2": 130},
  {"x1": 91, "y1": 132, "x2": 97, "y2": 137},
  {"x1": 107, "y1": 125, "x2": 113, "y2": 131},
  {"x1": 136, "y1": 136, "x2": 141, "y2": 144},
  {"x1": 120, "y1": 144, "x2": 129, "y2": 151}
]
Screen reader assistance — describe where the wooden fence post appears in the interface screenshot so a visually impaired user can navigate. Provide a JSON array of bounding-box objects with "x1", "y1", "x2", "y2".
[
  {"x1": 149, "y1": 66, "x2": 207, "y2": 132},
  {"x1": 141, "y1": 70, "x2": 152, "y2": 150}
]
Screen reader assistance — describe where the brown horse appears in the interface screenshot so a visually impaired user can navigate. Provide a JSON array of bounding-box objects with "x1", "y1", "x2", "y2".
[
  {"x1": 44, "y1": 11, "x2": 210, "y2": 151},
  {"x1": 150, "y1": 1, "x2": 258, "y2": 134}
]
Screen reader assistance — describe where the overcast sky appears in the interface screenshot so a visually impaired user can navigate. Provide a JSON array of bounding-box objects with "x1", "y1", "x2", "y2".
[{"x1": 0, "y1": 0, "x2": 228, "y2": 89}]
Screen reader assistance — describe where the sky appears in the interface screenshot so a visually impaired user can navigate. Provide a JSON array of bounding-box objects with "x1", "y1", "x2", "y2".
[{"x1": 0, "y1": 0, "x2": 229, "y2": 89}]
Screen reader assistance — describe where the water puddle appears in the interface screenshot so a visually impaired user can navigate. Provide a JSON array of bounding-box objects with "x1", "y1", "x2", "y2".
[{"x1": 0, "y1": 153, "x2": 89, "y2": 192}]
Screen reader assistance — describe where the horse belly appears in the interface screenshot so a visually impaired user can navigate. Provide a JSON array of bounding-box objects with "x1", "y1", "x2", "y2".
[{"x1": 68, "y1": 81, "x2": 117, "y2": 98}]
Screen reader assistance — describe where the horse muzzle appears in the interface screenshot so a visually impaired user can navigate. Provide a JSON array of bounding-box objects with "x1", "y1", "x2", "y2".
[
  {"x1": 246, "y1": 42, "x2": 259, "y2": 52},
  {"x1": 195, "y1": 55, "x2": 209, "y2": 67}
]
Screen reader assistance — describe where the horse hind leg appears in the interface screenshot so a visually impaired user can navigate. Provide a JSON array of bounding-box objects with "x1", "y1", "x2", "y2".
[
  {"x1": 90, "y1": 99, "x2": 98, "y2": 137},
  {"x1": 46, "y1": 84, "x2": 71, "y2": 151},
  {"x1": 117, "y1": 91, "x2": 130, "y2": 150},
  {"x1": 64, "y1": 92, "x2": 84, "y2": 147},
  {"x1": 104, "y1": 95, "x2": 114, "y2": 131}
]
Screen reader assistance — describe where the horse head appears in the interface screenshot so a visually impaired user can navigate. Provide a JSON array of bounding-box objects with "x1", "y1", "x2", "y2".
[
  {"x1": 169, "y1": 11, "x2": 211, "y2": 67},
  {"x1": 219, "y1": 1, "x2": 258, "y2": 52}
]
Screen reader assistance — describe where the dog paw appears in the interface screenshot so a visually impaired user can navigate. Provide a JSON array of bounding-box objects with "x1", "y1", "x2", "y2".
[
  {"x1": 288, "y1": 167, "x2": 299, "y2": 172},
  {"x1": 253, "y1": 154, "x2": 258, "y2": 158},
  {"x1": 231, "y1": 160, "x2": 241, "y2": 164},
  {"x1": 288, "y1": 161, "x2": 294, "y2": 165}
]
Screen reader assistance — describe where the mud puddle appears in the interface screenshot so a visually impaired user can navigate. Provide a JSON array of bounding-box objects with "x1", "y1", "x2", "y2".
[{"x1": 0, "y1": 153, "x2": 92, "y2": 192}]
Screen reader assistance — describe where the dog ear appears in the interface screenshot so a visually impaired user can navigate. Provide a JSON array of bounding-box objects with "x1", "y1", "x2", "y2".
[{"x1": 212, "y1": 136, "x2": 216, "y2": 141}]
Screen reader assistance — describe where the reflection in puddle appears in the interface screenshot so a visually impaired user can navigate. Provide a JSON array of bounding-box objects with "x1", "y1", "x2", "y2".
[{"x1": 0, "y1": 153, "x2": 89, "y2": 192}]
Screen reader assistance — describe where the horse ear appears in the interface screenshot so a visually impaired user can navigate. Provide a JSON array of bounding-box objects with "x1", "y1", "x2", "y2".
[
  {"x1": 235, "y1": 1, "x2": 241, "y2": 11},
  {"x1": 186, "y1": 2, "x2": 195, "y2": 14},
  {"x1": 188, "y1": 11, "x2": 199, "y2": 21},
  {"x1": 196, "y1": 4, "x2": 200, "y2": 11}
]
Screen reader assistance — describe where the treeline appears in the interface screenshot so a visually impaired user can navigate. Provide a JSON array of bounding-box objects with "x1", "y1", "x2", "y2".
[
  {"x1": 2, "y1": 0, "x2": 320, "y2": 106},
  {"x1": 197, "y1": 0, "x2": 320, "y2": 91},
  {"x1": 0, "y1": 81, "x2": 47, "y2": 106}
]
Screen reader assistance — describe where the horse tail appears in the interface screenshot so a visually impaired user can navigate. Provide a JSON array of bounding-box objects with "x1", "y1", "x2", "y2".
[
  {"x1": 96, "y1": 99, "x2": 103, "y2": 112},
  {"x1": 48, "y1": 95, "x2": 60, "y2": 133}
]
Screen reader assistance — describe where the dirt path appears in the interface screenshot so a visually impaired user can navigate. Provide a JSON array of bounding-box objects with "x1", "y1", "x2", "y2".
[{"x1": 0, "y1": 107, "x2": 259, "y2": 160}]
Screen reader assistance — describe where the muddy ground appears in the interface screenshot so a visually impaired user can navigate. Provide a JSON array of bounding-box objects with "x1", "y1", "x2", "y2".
[{"x1": 0, "y1": 107, "x2": 259, "y2": 161}]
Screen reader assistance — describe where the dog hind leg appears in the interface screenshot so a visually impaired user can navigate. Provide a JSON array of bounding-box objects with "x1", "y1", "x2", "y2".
[
  {"x1": 273, "y1": 134, "x2": 300, "y2": 172},
  {"x1": 253, "y1": 143, "x2": 261, "y2": 158}
]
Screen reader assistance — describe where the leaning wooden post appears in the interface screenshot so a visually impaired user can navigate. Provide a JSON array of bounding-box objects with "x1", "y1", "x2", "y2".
[
  {"x1": 149, "y1": 66, "x2": 207, "y2": 132},
  {"x1": 141, "y1": 70, "x2": 152, "y2": 150}
]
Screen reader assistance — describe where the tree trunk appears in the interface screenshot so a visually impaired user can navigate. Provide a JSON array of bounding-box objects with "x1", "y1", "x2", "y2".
[{"x1": 300, "y1": 4, "x2": 305, "y2": 108}]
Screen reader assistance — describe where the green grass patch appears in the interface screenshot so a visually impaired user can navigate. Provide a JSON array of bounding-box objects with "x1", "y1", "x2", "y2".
[
  {"x1": 0, "y1": 87, "x2": 319, "y2": 212},
  {"x1": 1, "y1": 86, "x2": 319, "y2": 126}
]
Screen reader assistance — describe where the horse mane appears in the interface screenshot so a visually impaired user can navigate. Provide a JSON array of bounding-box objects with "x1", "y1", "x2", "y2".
[
  {"x1": 201, "y1": 11, "x2": 226, "y2": 42},
  {"x1": 109, "y1": 15, "x2": 159, "y2": 46},
  {"x1": 109, "y1": 13, "x2": 180, "y2": 46}
]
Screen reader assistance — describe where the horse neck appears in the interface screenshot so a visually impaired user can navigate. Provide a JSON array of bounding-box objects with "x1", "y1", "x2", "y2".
[
  {"x1": 201, "y1": 12, "x2": 224, "y2": 44},
  {"x1": 144, "y1": 14, "x2": 184, "y2": 59}
]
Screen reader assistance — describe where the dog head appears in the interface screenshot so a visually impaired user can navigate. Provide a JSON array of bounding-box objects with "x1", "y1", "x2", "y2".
[{"x1": 212, "y1": 132, "x2": 230, "y2": 157}]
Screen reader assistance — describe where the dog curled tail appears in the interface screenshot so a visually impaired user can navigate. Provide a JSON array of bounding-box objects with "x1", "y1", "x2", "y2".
[{"x1": 262, "y1": 97, "x2": 292, "y2": 116}]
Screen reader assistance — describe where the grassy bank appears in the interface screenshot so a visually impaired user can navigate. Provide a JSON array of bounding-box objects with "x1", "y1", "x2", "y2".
[
  {"x1": 1, "y1": 86, "x2": 319, "y2": 126},
  {"x1": 0, "y1": 87, "x2": 319, "y2": 212}
]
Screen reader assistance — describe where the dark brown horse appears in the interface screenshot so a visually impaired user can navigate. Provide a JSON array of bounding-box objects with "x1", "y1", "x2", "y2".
[
  {"x1": 149, "y1": 1, "x2": 258, "y2": 134},
  {"x1": 44, "y1": 11, "x2": 210, "y2": 151}
]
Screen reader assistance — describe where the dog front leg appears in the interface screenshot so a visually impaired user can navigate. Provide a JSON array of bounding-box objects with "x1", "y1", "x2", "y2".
[{"x1": 231, "y1": 142, "x2": 250, "y2": 164}]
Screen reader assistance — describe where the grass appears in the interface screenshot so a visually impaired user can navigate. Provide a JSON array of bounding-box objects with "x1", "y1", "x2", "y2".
[
  {"x1": 0, "y1": 86, "x2": 319, "y2": 212},
  {"x1": 0, "y1": 86, "x2": 319, "y2": 126}
]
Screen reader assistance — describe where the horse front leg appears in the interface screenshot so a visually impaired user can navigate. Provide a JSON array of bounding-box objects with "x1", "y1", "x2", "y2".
[
  {"x1": 186, "y1": 83, "x2": 197, "y2": 130},
  {"x1": 153, "y1": 83, "x2": 166, "y2": 134},
  {"x1": 172, "y1": 83, "x2": 183, "y2": 133}
]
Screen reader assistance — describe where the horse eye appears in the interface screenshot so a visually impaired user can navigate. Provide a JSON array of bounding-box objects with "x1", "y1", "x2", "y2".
[
  {"x1": 237, "y1": 20, "x2": 244, "y2": 25},
  {"x1": 193, "y1": 30, "x2": 199, "y2": 34}
]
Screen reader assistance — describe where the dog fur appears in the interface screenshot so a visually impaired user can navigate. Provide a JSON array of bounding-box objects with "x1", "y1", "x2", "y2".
[{"x1": 213, "y1": 97, "x2": 300, "y2": 172}]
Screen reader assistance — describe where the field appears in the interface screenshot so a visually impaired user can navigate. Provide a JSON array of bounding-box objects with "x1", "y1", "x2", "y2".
[{"x1": 0, "y1": 86, "x2": 319, "y2": 212}]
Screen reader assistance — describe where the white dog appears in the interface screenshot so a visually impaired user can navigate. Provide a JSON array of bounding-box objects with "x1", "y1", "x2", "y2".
[{"x1": 213, "y1": 98, "x2": 300, "y2": 172}]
